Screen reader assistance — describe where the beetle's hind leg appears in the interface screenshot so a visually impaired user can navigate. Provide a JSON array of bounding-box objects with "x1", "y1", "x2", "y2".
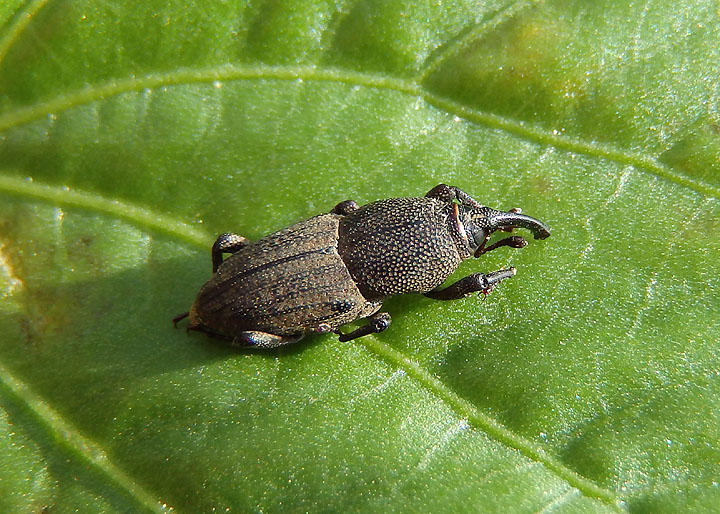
[
  {"x1": 212, "y1": 233, "x2": 250, "y2": 273},
  {"x1": 335, "y1": 312, "x2": 391, "y2": 342},
  {"x1": 424, "y1": 268, "x2": 516, "y2": 300},
  {"x1": 233, "y1": 331, "x2": 304, "y2": 349}
]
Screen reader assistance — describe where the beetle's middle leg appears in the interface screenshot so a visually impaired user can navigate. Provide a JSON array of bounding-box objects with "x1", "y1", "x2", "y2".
[
  {"x1": 335, "y1": 312, "x2": 391, "y2": 342},
  {"x1": 424, "y1": 268, "x2": 516, "y2": 300},
  {"x1": 212, "y1": 233, "x2": 249, "y2": 273}
]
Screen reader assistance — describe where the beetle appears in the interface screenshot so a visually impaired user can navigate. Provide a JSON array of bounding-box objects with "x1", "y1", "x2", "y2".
[{"x1": 173, "y1": 184, "x2": 550, "y2": 348}]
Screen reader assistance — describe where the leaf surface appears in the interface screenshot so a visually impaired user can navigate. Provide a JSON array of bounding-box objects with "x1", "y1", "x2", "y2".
[{"x1": 1, "y1": 0, "x2": 719, "y2": 511}]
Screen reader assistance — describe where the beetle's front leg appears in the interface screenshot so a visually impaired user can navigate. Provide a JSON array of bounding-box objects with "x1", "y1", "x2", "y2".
[
  {"x1": 335, "y1": 312, "x2": 391, "y2": 342},
  {"x1": 425, "y1": 184, "x2": 482, "y2": 208},
  {"x1": 424, "y1": 268, "x2": 516, "y2": 300},
  {"x1": 212, "y1": 233, "x2": 249, "y2": 273},
  {"x1": 474, "y1": 235, "x2": 527, "y2": 257}
]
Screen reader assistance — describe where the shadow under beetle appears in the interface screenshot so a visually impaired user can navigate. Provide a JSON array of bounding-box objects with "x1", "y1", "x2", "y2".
[{"x1": 173, "y1": 184, "x2": 550, "y2": 348}]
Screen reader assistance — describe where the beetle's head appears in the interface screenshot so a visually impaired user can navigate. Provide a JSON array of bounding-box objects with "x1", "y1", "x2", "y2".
[{"x1": 453, "y1": 204, "x2": 551, "y2": 258}]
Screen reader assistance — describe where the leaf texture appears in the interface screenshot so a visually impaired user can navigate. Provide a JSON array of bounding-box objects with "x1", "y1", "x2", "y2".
[{"x1": 1, "y1": 0, "x2": 719, "y2": 511}]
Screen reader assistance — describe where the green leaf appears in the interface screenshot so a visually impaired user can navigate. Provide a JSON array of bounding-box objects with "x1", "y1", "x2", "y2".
[{"x1": 1, "y1": 0, "x2": 718, "y2": 511}]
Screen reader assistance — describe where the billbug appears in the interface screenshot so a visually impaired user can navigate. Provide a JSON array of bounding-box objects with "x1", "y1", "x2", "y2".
[{"x1": 173, "y1": 184, "x2": 550, "y2": 348}]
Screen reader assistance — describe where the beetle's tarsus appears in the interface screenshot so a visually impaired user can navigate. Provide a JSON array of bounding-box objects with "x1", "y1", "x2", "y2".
[
  {"x1": 424, "y1": 268, "x2": 516, "y2": 301},
  {"x1": 335, "y1": 312, "x2": 392, "y2": 342},
  {"x1": 233, "y1": 330, "x2": 303, "y2": 349},
  {"x1": 172, "y1": 311, "x2": 189, "y2": 327},
  {"x1": 212, "y1": 233, "x2": 250, "y2": 273},
  {"x1": 331, "y1": 200, "x2": 359, "y2": 216},
  {"x1": 474, "y1": 235, "x2": 527, "y2": 257}
]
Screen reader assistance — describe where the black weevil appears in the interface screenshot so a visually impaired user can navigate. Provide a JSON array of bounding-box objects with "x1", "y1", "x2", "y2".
[{"x1": 173, "y1": 184, "x2": 550, "y2": 348}]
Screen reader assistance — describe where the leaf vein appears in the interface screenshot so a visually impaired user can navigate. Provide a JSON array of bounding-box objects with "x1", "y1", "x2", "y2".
[
  {"x1": 577, "y1": 167, "x2": 632, "y2": 267},
  {"x1": 0, "y1": 0, "x2": 51, "y2": 66},
  {"x1": 0, "y1": 174, "x2": 213, "y2": 248},
  {"x1": 414, "y1": 418, "x2": 468, "y2": 471},
  {"x1": 419, "y1": 0, "x2": 539, "y2": 82},
  {"x1": 0, "y1": 363, "x2": 167, "y2": 513},
  {"x1": 0, "y1": 64, "x2": 717, "y2": 200},
  {"x1": 534, "y1": 487, "x2": 581, "y2": 514},
  {"x1": 0, "y1": 175, "x2": 626, "y2": 508},
  {"x1": 618, "y1": 198, "x2": 709, "y2": 345},
  {"x1": 359, "y1": 336, "x2": 624, "y2": 509}
]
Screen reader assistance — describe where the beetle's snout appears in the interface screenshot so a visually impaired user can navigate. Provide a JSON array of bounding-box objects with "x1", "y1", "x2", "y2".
[{"x1": 487, "y1": 211, "x2": 551, "y2": 240}]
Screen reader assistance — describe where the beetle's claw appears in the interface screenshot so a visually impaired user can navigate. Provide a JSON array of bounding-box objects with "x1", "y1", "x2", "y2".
[
  {"x1": 479, "y1": 267, "x2": 516, "y2": 297},
  {"x1": 335, "y1": 312, "x2": 392, "y2": 342}
]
